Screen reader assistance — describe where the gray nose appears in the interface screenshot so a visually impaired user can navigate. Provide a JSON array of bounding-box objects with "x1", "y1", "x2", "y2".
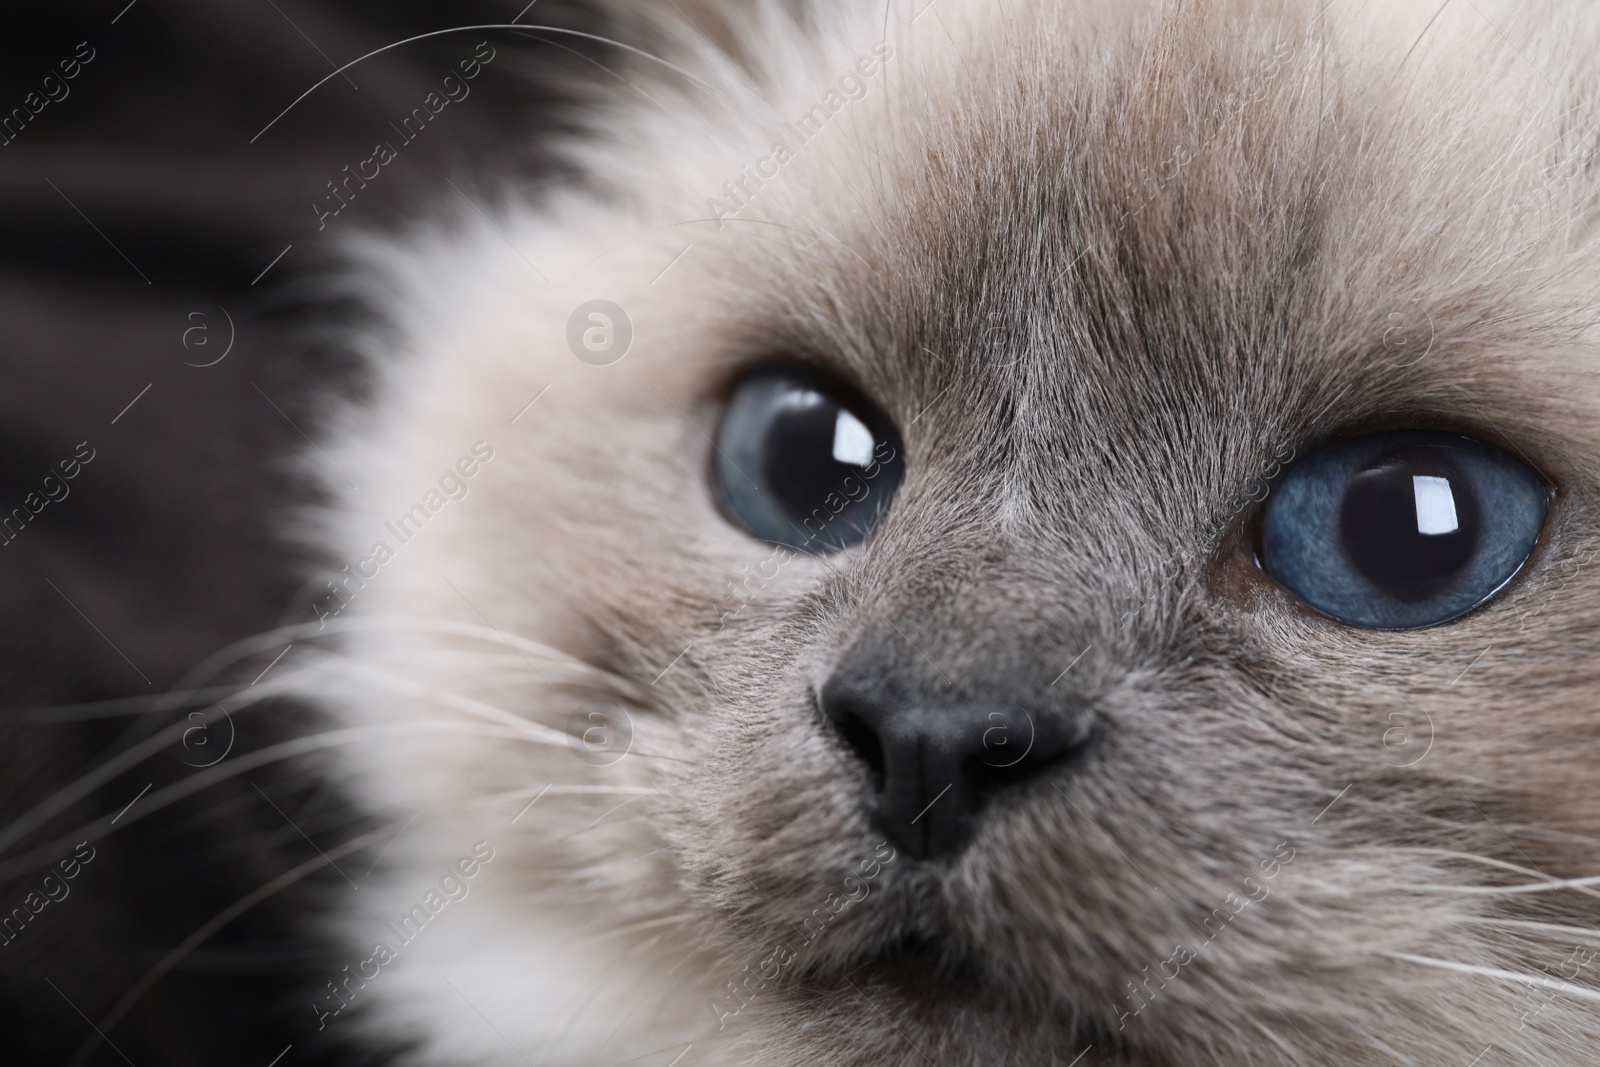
[{"x1": 819, "y1": 658, "x2": 1092, "y2": 860}]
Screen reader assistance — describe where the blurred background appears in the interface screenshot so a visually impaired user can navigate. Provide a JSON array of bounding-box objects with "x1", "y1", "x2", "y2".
[{"x1": 0, "y1": 3, "x2": 599, "y2": 1062}]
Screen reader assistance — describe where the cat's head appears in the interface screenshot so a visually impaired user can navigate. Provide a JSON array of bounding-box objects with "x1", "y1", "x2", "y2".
[{"x1": 320, "y1": 1, "x2": 1600, "y2": 1063}]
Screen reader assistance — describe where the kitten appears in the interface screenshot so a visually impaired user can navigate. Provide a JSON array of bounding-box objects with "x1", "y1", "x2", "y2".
[{"x1": 310, "y1": 0, "x2": 1600, "y2": 1064}]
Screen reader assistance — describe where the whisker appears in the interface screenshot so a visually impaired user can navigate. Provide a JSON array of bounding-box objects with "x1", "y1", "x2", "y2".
[
  {"x1": 1403, "y1": 876, "x2": 1600, "y2": 899},
  {"x1": 169, "y1": 614, "x2": 647, "y2": 702},
  {"x1": 627, "y1": 929, "x2": 678, "y2": 958},
  {"x1": 22, "y1": 684, "x2": 245, "y2": 723},
  {"x1": 1357, "y1": 847, "x2": 1600, "y2": 901},
  {"x1": 0, "y1": 720, "x2": 545, "y2": 882},
  {"x1": 64, "y1": 815, "x2": 410, "y2": 1067},
  {"x1": 588, "y1": 912, "x2": 695, "y2": 941},
  {"x1": 1468, "y1": 918, "x2": 1600, "y2": 943},
  {"x1": 656, "y1": 928, "x2": 717, "y2": 983},
  {"x1": 5, "y1": 628, "x2": 650, "y2": 868},
  {"x1": 505, "y1": 27, "x2": 665, "y2": 108},
  {"x1": 596, "y1": 749, "x2": 698, "y2": 767},
  {"x1": 67, "y1": 773, "x2": 679, "y2": 1065},
  {"x1": 1385, "y1": 951, "x2": 1600, "y2": 1005},
  {"x1": 490, "y1": 784, "x2": 655, "y2": 801},
  {"x1": 0, "y1": 664, "x2": 336, "y2": 859},
  {"x1": 249, "y1": 24, "x2": 729, "y2": 144},
  {"x1": 298, "y1": 647, "x2": 574, "y2": 747},
  {"x1": 581, "y1": 793, "x2": 648, "y2": 833}
]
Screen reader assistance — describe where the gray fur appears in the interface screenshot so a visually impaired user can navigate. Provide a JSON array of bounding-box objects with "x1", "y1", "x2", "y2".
[{"x1": 318, "y1": 1, "x2": 1600, "y2": 1063}]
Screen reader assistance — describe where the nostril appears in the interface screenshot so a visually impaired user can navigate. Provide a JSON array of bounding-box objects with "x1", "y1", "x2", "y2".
[
  {"x1": 964, "y1": 739, "x2": 1083, "y2": 797},
  {"x1": 830, "y1": 708, "x2": 887, "y2": 793},
  {"x1": 820, "y1": 665, "x2": 1095, "y2": 859}
]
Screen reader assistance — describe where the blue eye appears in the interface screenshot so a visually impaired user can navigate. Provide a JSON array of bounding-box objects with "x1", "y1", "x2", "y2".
[
  {"x1": 714, "y1": 367, "x2": 905, "y2": 552},
  {"x1": 1260, "y1": 430, "x2": 1550, "y2": 629}
]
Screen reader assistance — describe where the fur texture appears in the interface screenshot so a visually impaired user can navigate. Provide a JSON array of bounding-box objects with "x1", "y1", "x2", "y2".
[{"x1": 314, "y1": 1, "x2": 1600, "y2": 1063}]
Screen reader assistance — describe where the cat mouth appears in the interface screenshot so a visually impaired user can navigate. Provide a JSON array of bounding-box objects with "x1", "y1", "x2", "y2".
[
  {"x1": 821, "y1": 929, "x2": 1140, "y2": 1062},
  {"x1": 833, "y1": 928, "x2": 983, "y2": 1001}
]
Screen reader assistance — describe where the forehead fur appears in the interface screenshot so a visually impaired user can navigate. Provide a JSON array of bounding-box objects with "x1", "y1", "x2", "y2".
[
  {"x1": 566, "y1": 0, "x2": 1600, "y2": 566},
  {"x1": 315, "y1": 1, "x2": 1600, "y2": 1065}
]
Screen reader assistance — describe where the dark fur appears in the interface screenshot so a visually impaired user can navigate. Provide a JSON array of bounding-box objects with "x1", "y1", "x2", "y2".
[{"x1": 0, "y1": 3, "x2": 599, "y2": 1063}]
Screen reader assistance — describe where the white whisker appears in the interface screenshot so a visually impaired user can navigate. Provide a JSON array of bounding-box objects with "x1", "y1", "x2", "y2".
[
  {"x1": 589, "y1": 913, "x2": 695, "y2": 940},
  {"x1": 1362, "y1": 847, "x2": 1600, "y2": 900},
  {"x1": 169, "y1": 614, "x2": 647, "y2": 702},
  {"x1": 0, "y1": 663, "x2": 337, "y2": 859},
  {"x1": 299, "y1": 647, "x2": 574, "y2": 748},
  {"x1": 23, "y1": 684, "x2": 245, "y2": 723},
  {"x1": 1468, "y1": 918, "x2": 1600, "y2": 943},
  {"x1": 1401, "y1": 874, "x2": 1600, "y2": 897},
  {"x1": 4, "y1": 625, "x2": 650, "y2": 872},
  {"x1": 66, "y1": 774, "x2": 677, "y2": 1066},
  {"x1": 248, "y1": 24, "x2": 729, "y2": 144},
  {"x1": 0, "y1": 720, "x2": 547, "y2": 882},
  {"x1": 489, "y1": 784, "x2": 654, "y2": 801},
  {"x1": 65, "y1": 815, "x2": 412, "y2": 1067},
  {"x1": 1386, "y1": 951, "x2": 1600, "y2": 1005}
]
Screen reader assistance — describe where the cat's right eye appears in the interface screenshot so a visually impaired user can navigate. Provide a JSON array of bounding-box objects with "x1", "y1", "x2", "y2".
[
  {"x1": 713, "y1": 367, "x2": 905, "y2": 552},
  {"x1": 1259, "y1": 429, "x2": 1550, "y2": 629}
]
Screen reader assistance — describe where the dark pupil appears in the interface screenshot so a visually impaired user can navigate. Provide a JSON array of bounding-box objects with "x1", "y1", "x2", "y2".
[
  {"x1": 1338, "y1": 447, "x2": 1481, "y2": 602},
  {"x1": 758, "y1": 390, "x2": 875, "y2": 546}
]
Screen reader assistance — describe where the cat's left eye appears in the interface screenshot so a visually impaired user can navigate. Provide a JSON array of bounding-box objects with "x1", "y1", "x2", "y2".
[
  {"x1": 1259, "y1": 429, "x2": 1550, "y2": 629},
  {"x1": 713, "y1": 367, "x2": 905, "y2": 552}
]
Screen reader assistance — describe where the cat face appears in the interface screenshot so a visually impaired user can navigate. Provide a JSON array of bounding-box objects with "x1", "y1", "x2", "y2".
[{"x1": 322, "y1": 1, "x2": 1600, "y2": 1063}]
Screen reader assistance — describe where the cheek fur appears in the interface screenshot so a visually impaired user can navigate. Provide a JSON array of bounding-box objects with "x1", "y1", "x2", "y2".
[{"x1": 304, "y1": 3, "x2": 1600, "y2": 1066}]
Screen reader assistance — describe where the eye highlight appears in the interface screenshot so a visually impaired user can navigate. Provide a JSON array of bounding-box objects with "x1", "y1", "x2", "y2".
[
  {"x1": 1259, "y1": 430, "x2": 1550, "y2": 629},
  {"x1": 713, "y1": 367, "x2": 905, "y2": 552}
]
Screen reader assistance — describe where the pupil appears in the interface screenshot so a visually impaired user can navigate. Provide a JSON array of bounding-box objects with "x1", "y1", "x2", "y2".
[
  {"x1": 1338, "y1": 446, "x2": 1481, "y2": 602},
  {"x1": 758, "y1": 390, "x2": 876, "y2": 545}
]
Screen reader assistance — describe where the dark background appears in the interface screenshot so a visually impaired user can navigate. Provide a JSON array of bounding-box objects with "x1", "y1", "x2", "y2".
[{"x1": 0, "y1": 3, "x2": 597, "y2": 1062}]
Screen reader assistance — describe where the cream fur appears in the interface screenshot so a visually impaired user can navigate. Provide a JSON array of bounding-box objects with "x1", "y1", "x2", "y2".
[{"x1": 310, "y1": 1, "x2": 1600, "y2": 1063}]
